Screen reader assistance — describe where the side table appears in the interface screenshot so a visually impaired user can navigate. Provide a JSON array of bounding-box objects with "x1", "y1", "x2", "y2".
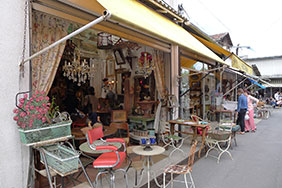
[{"x1": 132, "y1": 145, "x2": 165, "y2": 188}]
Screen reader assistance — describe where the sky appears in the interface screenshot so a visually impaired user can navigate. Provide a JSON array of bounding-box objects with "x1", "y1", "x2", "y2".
[{"x1": 181, "y1": 0, "x2": 282, "y2": 58}]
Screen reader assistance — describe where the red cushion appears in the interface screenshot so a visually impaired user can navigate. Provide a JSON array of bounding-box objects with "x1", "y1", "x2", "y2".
[
  {"x1": 93, "y1": 152, "x2": 126, "y2": 168},
  {"x1": 106, "y1": 138, "x2": 125, "y2": 143},
  {"x1": 96, "y1": 145, "x2": 118, "y2": 151},
  {"x1": 197, "y1": 127, "x2": 209, "y2": 136}
]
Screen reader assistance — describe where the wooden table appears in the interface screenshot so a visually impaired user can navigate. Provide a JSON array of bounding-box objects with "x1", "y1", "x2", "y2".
[{"x1": 168, "y1": 119, "x2": 209, "y2": 157}]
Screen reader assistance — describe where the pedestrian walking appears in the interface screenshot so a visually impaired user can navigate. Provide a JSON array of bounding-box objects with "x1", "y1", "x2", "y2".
[
  {"x1": 236, "y1": 88, "x2": 248, "y2": 134},
  {"x1": 244, "y1": 89, "x2": 259, "y2": 132}
]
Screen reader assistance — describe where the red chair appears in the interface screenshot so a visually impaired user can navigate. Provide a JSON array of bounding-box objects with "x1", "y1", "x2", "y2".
[
  {"x1": 190, "y1": 115, "x2": 209, "y2": 136},
  {"x1": 86, "y1": 126, "x2": 128, "y2": 188}
]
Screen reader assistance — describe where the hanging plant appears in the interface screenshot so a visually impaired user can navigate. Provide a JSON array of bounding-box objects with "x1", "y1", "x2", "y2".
[{"x1": 13, "y1": 91, "x2": 51, "y2": 130}]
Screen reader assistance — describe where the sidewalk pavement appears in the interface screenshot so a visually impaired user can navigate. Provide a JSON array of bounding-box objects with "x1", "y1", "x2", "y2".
[{"x1": 173, "y1": 108, "x2": 282, "y2": 188}]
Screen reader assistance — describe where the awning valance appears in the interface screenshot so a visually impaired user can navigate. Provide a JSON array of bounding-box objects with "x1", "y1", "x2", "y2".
[
  {"x1": 97, "y1": 0, "x2": 226, "y2": 65},
  {"x1": 230, "y1": 54, "x2": 253, "y2": 75}
]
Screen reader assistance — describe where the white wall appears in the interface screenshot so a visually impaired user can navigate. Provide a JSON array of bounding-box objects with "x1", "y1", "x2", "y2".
[
  {"x1": 0, "y1": 0, "x2": 30, "y2": 187},
  {"x1": 247, "y1": 58, "x2": 282, "y2": 76}
]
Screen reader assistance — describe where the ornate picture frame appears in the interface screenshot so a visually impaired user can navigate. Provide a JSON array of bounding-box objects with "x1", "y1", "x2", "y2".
[{"x1": 113, "y1": 49, "x2": 126, "y2": 65}]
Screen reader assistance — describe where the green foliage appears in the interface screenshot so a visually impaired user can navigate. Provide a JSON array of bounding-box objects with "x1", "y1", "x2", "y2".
[{"x1": 48, "y1": 96, "x2": 60, "y2": 119}]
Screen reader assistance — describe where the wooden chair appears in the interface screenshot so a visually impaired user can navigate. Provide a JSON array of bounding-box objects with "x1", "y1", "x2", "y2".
[{"x1": 163, "y1": 141, "x2": 197, "y2": 188}]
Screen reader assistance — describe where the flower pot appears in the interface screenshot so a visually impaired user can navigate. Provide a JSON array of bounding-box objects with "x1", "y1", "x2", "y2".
[{"x1": 18, "y1": 121, "x2": 72, "y2": 146}]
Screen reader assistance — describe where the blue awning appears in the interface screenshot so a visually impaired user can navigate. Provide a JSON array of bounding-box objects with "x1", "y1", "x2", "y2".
[{"x1": 248, "y1": 78, "x2": 266, "y2": 89}]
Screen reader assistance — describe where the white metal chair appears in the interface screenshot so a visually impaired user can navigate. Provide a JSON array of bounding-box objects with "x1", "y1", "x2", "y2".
[
  {"x1": 205, "y1": 120, "x2": 233, "y2": 163},
  {"x1": 160, "y1": 121, "x2": 185, "y2": 158},
  {"x1": 163, "y1": 141, "x2": 197, "y2": 188}
]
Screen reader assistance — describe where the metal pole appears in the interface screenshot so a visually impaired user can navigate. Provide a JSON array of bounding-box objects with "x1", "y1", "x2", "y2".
[
  {"x1": 223, "y1": 78, "x2": 247, "y2": 97},
  {"x1": 19, "y1": 10, "x2": 111, "y2": 66},
  {"x1": 202, "y1": 63, "x2": 206, "y2": 119}
]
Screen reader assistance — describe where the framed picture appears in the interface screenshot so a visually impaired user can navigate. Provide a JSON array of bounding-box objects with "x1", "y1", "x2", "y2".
[
  {"x1": 111, "y1": 110, "x2": 127, "y2": 122},
  {"x1": 113, "y1": 49, "x2": 126, "y2": 65},
  {"x1": 106, "y1": 57, "x2": 115, "y2": 77}
]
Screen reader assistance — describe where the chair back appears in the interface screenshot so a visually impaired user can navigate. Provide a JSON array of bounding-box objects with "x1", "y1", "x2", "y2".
[
  {"x1": 187, "y1": 141, "x2": 197, "y2": 172},
  {"x1": 190, "y1": 115, "x2": 203, "y2": 123},
  {"x1": 160, "y1": 121, "x2": 170, "y2": 135},
  {"x1": 87, "y1": 125, "x2": 104, "y2": 145},
  {"x1": 219, "y1": 120, "x2": 233, "y2": 132}
]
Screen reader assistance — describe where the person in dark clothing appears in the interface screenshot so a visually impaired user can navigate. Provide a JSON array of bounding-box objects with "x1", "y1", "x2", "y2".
[
  {"x1": 236, "y1": 88, "x2": 248, "y2": 134},
  {"x1": 84, "y1": 87, "x2": 99, "y2": 126}
]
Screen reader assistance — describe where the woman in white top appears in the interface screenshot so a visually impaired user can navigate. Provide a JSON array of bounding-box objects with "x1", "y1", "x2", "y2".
[{"x1": 244, "y1": 89, "x2": 259, "y2": 132}]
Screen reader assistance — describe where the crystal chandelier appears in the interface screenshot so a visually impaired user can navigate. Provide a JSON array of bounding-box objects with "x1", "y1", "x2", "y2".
[
  {"x1": 62, "y1": 50, "x2": 95, "y2": 86},
  {"x1": 136, "y1": 52, "x2": 154, "y2": 78}
]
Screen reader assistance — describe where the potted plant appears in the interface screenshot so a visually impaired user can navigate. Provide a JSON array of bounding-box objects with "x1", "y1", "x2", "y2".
[{"x1": 13, "y1": 91, "x2": 72, "y2": 146}]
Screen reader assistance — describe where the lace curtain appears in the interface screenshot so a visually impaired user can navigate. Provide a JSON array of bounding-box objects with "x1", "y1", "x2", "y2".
[{"x1": 31, "y1": 11, "x2": 69, "y2": 93}]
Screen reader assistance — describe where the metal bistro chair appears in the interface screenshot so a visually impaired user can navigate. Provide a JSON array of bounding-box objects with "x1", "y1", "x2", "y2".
[
  {"x1": 163, "y1": 141, "x2": 197, "y2": 188},
  {"x1": 205, "y1": 120, "x2": 233, "y2": 163},
  {"x1": 160, "y1": 121, "x2": 185, "y2": 159},
  {"x1": 86, "y1": 126, "x2": 128, "y2": 188}
]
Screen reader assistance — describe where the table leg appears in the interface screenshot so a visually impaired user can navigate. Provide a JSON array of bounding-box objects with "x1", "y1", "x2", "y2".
[
  {"x1": 147, "y1": 156, "x2": 150, "y2": 188},
  {"x1": 191, "y1": 127, "x2": 197, "y2": 145},
  {"x1": 199, "y1": 128, "x2": 207, "y2": 158},
  {"x1": 170, "y1": 123, "x2": 175, "y2": 135}
]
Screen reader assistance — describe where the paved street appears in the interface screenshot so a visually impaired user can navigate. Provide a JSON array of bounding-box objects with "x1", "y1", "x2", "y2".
[{"x1": 173, "y1": 108, "x2": 282, "y2": 188}]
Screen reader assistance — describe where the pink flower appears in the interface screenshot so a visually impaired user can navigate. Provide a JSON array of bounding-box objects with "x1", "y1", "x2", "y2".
[
  {"x1": 46, "y1": 107, "x2": 50, "y2": 110},
  {"x1": 42, "y1": 117, "x2": 46, "y2": 123},
  {"x1": 29, "y1": 98, "x2": 34, "y2": 102},
  {"x1": 43, "y1": 109, "x2": 48, "y2": 114},
  {"x1": 19, "y1": 98, "x2": 25, "y2": 104},
  {"x1": 27, "y1": 111, "x2": 30, "y2": 115},
  {"x1": 36, "y1": 91, "x2": 40, "y2": 95},
  {"x1": 42, "y1": 103, "x2": 46, "y2": 107},
  {"x1": 32, "y1": 94, "x2": 36, "y2": 99},
  {"x1": 13, "y1": 108, "x2": 20, "y2": 114},
  {"x1": 26, "y1": 101, "x2": 31, "y2": 105},
  {"x1": 31, "y1": 114, "x2": 36, "y2": 119},
  {"x1": 36, "y1": 114, "x2": 42, "y2": 119},
  {"x1": 29, "y1": 119, "x2": 34, "y2": 123},
  {"x1": 24, "y1": 94, "x2": 28, "y2": 99},
  {"x1": 30, "y1": 105, "x2": 35, "y2": 111},
  {"x1": 24, "y1": 105, "x2": 29, "y2": 111},
  {"x1": 40, "y1": 91, "x2": 45, "y2": 95},
  {"x1": 35, "y1": 98, "x2": 40, "y2": 102},
  {"x1": 13, "y1": 116, "x2": 19, "y2": 121},
  {"x1": 17, "y1": 121, "x2": 22, "y2": 126},
  {"x1": 22, "y1": 123, "x2": 26, "y2": 128},
  {"x1": 18, "y1": 104, "x2": 23, "y2": 108},
  {"x1": 20, "y1": 112, "x2": 26, "y2": 117},
  {"x1": 39, "y1": 96, "x2": 44, "y2": 101},
  {"x1": 45, "y1": 96, "x2": 49, "y2": 101},
  {"x1": 28, "y1": 122, "x2": 33, "y2": 127},
  {"x1": 47, "y1": 103, "x2": 51, "y2": 106},
  {"x1": 35, "y1": 106, "x2": 39, "y2": 111}
]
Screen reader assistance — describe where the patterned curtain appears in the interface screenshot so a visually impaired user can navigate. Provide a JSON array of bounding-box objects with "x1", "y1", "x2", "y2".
[
  {"x1": 153, "y1": 50, "x2": 166, "y2": 100},
  {"x1": 31, "y1": 11, "x2": 69, "y2": 93}
]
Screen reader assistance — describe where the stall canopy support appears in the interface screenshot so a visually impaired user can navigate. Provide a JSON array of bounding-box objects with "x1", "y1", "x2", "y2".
[{"x1": 19, "y1": 10, "x2": 111, "y2": 66}]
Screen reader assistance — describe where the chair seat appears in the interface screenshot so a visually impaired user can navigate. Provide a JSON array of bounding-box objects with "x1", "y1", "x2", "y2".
[
  {"x1": 232, "y1": 125, "x2": 240, "y2": 132},
  {"x1": 164, "y1": 164, "x2": 188, "y2": 174},
  {"x1": 167, "y1": 135, "x2": 182, "y2": 140},
  {"x1": 93, "y1": 152, "x2": 126, "y2": 168}
]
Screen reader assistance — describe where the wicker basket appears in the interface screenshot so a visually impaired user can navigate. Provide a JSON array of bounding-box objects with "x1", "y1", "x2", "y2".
[
  {"x1": 18, "y1": 121, "x2": 72, "y2": 146},
  {"x1": 40, "y1": 144, "x2": 79, "y2": 174}
]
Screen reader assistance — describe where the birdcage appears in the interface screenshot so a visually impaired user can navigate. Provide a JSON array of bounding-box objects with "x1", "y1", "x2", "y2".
[{"x1": 97, "y1": 32, "x2": 112, "y2": 49}]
